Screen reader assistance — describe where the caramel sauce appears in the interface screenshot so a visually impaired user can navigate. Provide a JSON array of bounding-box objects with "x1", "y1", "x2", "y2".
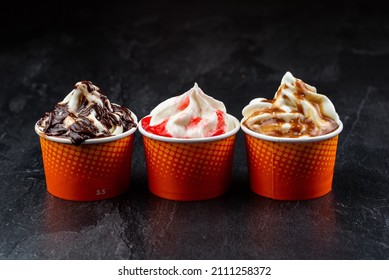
[
  {"x1": 294, "y1": 80, "x2": 308, "y2": 99},
  {"x1": 244, "y1": 78, "x2": 339, "y2": 138}
]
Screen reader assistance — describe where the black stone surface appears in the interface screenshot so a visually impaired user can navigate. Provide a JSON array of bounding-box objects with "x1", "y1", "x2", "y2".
[{"x1": 0, "y1": 0, "x2": 388, "y2": 259}]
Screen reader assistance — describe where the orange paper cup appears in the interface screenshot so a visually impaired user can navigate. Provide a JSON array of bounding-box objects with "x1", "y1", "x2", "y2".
[
  {"x1": 139, "y1": 114, "x2": 240, "y2": 201},
  {"x1": 241, "y1": 121, "x2": 343, "y2": 200},
  {"x1": 35, "y1": 113, "x2": 137, "y2": 201}
]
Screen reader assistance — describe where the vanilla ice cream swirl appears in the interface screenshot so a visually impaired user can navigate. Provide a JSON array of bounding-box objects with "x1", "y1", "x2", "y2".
[
  {"x1": 242, "y1": 72, "x2": 340, "y2": 138},
  {"x1": 37, "y1": 81, "x2": 136, "y2": 145},
  {"x1": 146, "y1": 83, "x2": 234, "y2": 138}
]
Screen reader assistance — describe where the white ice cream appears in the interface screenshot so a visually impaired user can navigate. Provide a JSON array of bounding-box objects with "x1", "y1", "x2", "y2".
[
  {"x1": 242, "y1": 72, "x2": 340, "y2": 137},
  {"x1": 147, "y1": 83, "x2": 234, "y2": 138}
]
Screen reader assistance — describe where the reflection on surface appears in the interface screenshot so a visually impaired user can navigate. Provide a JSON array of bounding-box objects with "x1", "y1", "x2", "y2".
[
  {"x1": 41, "y1": 183, "x2": 339, "y2": 259},
  {"x1": 246, "y1": 193, "x2": 337, "y2": 259},
  {"x1": 141, "y1": 192, "x2": 243, "y2": 259},
  {"x1": 44, "y1": 194, "x2": 106, "y2": 233},
  {"x1": 42, "y1": 193, "x2": 127, "y2": 259},
  {"x1": 119, "y1": 186, "x2": 338, "y2": 259}
]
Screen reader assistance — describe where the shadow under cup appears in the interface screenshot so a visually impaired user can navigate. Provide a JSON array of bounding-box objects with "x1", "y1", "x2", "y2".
[
  {"x1": 139, "y1": 114, "x2": 240, "y2": 201},
  {"x1": 35, "y1": 113, "x2": 138, "y2": 201},
  {"x1": 241, "y1": 121, "x2": 343, "y2": 200}
]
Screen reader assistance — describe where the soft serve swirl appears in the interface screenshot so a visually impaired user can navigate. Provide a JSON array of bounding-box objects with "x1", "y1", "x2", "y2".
[
  {"x1": 142, "y1": 83, "x2": 234, "y2": 138},
  {"x1": 242, "y1": 72, "x2": 339, "y2": 138},
  {"x1": 37, "y1": 81, "x2": 136, "y2": 145}
]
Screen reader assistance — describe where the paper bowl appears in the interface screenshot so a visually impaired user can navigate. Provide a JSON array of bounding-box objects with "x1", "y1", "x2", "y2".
[
  {"x1": 241, "y1": 120, "x2": 343, "y2": 200},
  {"x1": 139, "y1": 114, "x2": 240, "y2": 201},
  {"x1": 35, "y1": 113, "x2": 138, "y2": 201}
]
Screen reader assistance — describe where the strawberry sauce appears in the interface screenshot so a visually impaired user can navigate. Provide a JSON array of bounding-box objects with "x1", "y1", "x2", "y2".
[{"x1": 141, "y1": 116, "x2": 172, "y2": 137}]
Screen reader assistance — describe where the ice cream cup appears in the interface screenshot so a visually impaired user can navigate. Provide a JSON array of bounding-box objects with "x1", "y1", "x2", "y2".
[
  {"x1": 35, "y1": 113, "x2": 138, "y2": 201},
  {"x1": 241, "y1": 120, "x2": 343, "y2": 200},
  {"x1": 139, "y1": 114, "x2": 240, "y2": 201}
]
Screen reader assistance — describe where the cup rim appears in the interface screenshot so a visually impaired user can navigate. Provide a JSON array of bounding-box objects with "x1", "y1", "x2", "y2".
[
  {"x1": 138, "y1": 114, "x2": 240, "y2": 143},
  {"x1": 34, "y1": 112, "x2": 138, "y2": 145},
  {"x1": 240, "y1": 118, "x2": 343, "y2": 143}
]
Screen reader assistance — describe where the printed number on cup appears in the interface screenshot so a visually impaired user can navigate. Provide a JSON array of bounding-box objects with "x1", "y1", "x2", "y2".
[{"x1": 96, "y1": 189, "x2": 106, "y2": 196}]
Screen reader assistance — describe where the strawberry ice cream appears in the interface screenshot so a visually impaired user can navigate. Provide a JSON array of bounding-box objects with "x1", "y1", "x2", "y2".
[{"x1": 142, "y1": 83, "x2": 234, "y2": 138}]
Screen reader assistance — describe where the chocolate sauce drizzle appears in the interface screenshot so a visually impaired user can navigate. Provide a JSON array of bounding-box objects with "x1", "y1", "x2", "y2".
[{"x1": 38, "y1": 81, "x2": 136, "y2": 145}]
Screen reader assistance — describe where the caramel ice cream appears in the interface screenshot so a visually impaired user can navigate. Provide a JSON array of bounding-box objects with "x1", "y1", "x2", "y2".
[{"x1": 242, "y1": 72, "x2": 339, "y2": 138}]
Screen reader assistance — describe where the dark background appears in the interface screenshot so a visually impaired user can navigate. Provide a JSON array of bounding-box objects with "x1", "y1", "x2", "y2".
[{"x1": 0, "y1": 0, "x2": 388, "y2": 259}]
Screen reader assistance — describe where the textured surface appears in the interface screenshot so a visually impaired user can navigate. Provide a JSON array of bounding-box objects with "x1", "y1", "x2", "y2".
[
  {"x1": 245, "y1": 134, "x2": 339, "y2": 200},
  {"x1": 0, "y1": 0, "x2": 388, "y2": 259},
  {"x1": 143, "y1": 134, "x2": 235, "y2": 201},
  {"x1": 39, "y1": 134, "x2": 134, "y2": 201}
]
